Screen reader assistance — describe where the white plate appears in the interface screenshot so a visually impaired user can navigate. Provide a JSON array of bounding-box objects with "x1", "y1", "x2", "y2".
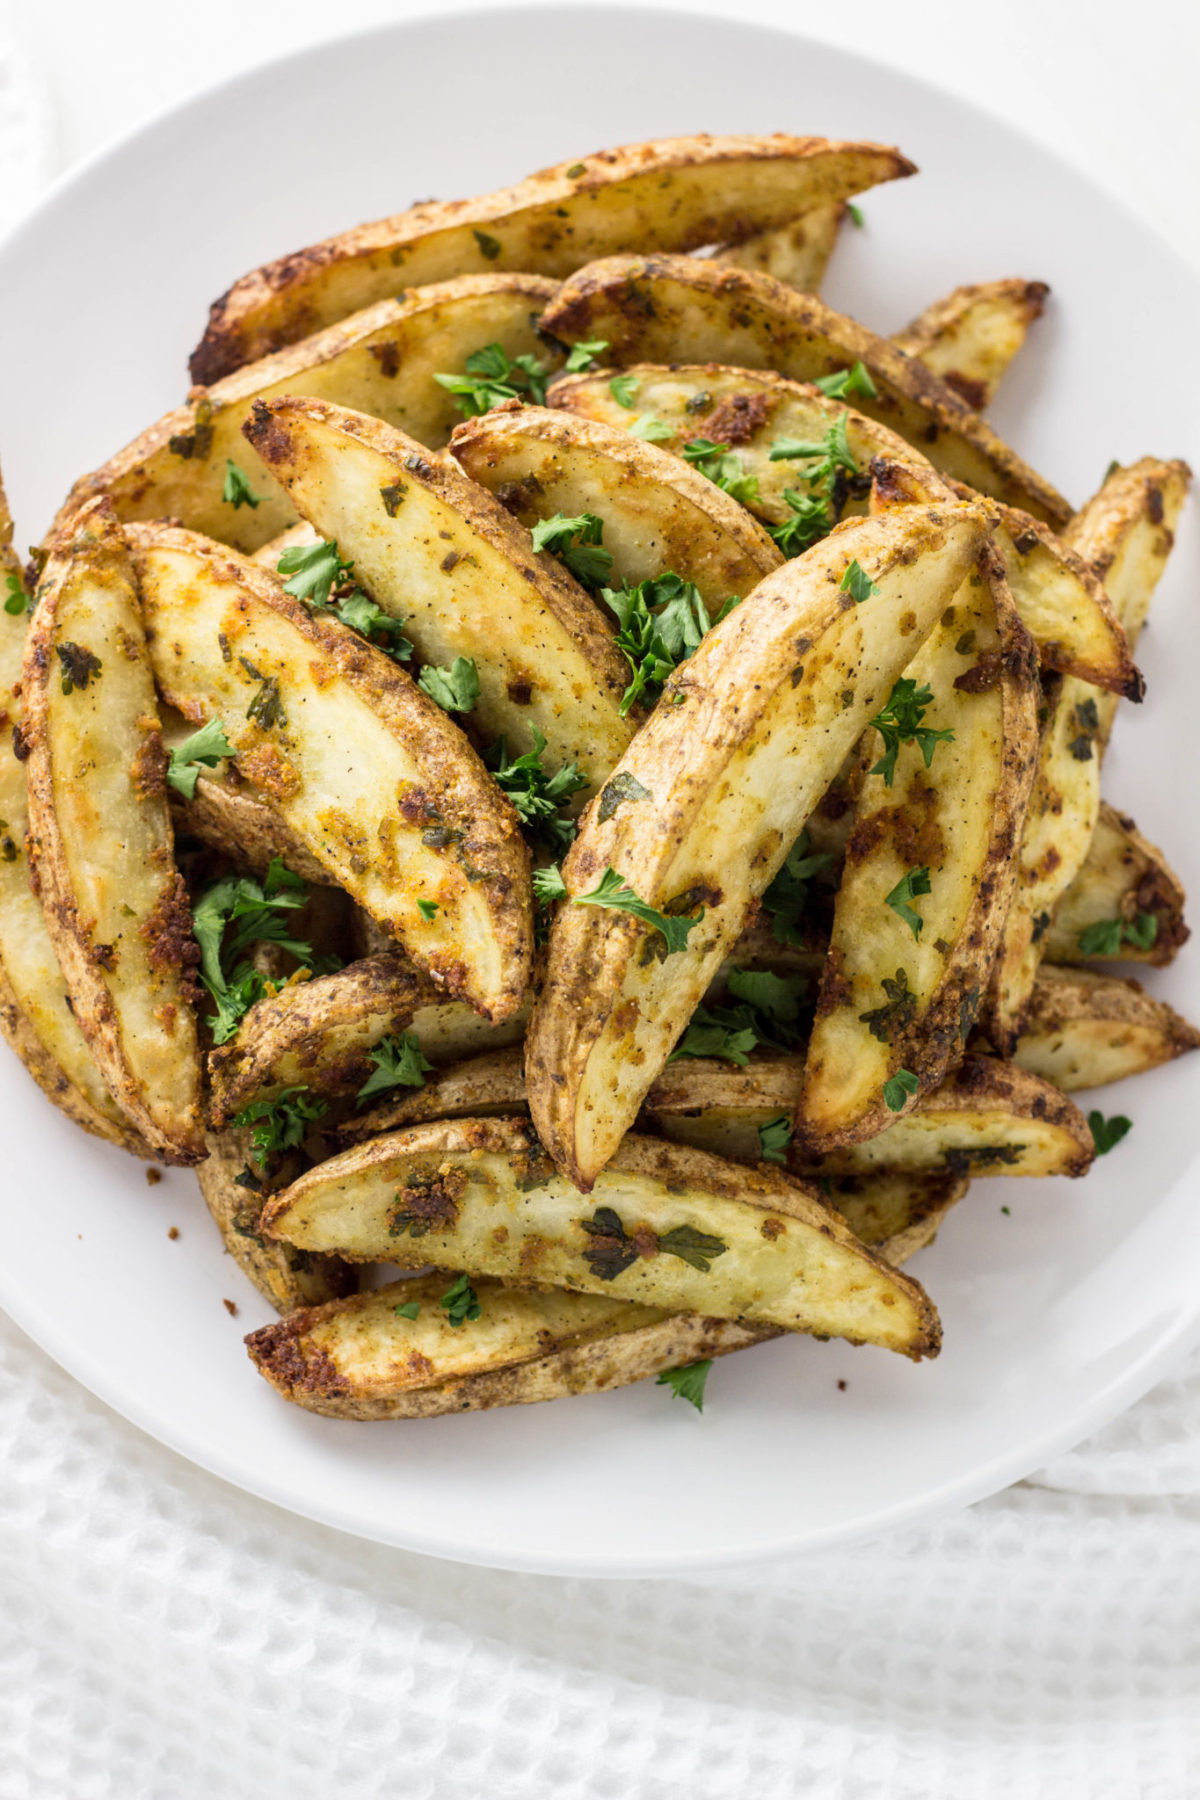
[{"x1": 0, "y1": 6, "x2": 1197, "y2": 1579}]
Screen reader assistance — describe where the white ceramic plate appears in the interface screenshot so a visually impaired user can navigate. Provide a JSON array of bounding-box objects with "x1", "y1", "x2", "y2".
[{"x1": 0, "y1": 6, "x2": 1197, "y2": 1579}]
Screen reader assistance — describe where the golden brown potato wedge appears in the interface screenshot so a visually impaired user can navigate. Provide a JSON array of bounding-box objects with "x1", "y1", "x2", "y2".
[
  {"x1": 129, "y1": 522, "x2": 532, "y2": 1020},
  {"x1": 1013, "y1": 965, "x2": 1200, "y2": 1092},
  {"x1": 197, "y1": 1129, "x2": 355, "y2": 1313},
  {"x1": 1043, "y1": 802, "x2": 1188, "y2": 968},
  {"x1": 242, "y1": 397, "x2": 633, "y2": 791},
  {"x1": 891, "y1": 279, "x2": 1050, "y2": 410},
  {"x1": 712, "y1": 199, "x2": 847, "y2": 291},
  {"x1": 797, "y1": 551, "x2": 1039, "y2": 1147},
  {"x1": 22, "y1": 502, "x2": 204, "y2": 1162},
  {"x1": 207, "y1": 952, "x2": 529, "y2": 1123},
  {"x1": 261, "y1": 1117, "x2": 941, "y2": 1357},
  {"x1": 540, "y1": 256, "x2": 1070, "y2": 523},
  {"x1": 551, "y1": 363, "x2": 1134, "y2": 693},
  {"x1": 526, "y1": 501, "x2": 989, "y2": 1188},
  {"x1": 54, "y1": 276, "x2": 563, "y2": 556},
  {"x1": 191, "y1": 135, "x2": 915, "y2": 381},
  {"x1": 448, "y1": 403, "x2": 782, "y2": 618}
]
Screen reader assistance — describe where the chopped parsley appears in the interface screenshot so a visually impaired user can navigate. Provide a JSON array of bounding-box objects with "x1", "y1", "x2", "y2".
[
  {"x1": 767, "y1": 489, "x2": 830, "y2": 558},
  {"x1": 530, "y1": 512, "x2": 614, "y2": 590},
  {"x1": 882, "y1": 1068, "x2": 920, "y2": 1111},
  {"x1": 670, "y1": 967, "x2": 809, "y2": 1065},
  {"x1": 609, "y1": 373, "x2": 639, "y2": 408},
  {"x1": 572, "y1": 866, "x2": 704, "y2": 957},
  {"x1": 564, "y1": 338, "x2": 609, "y2": 372},
  {"x1": 1089, "y1": 1111, "x2": 1132, "y2": 1155},
  {"x1": 760, "y1": 829, "x2": 834, "y2": 946},
  {"x1": 246, "y1": 676, "x2": 284, "y2": 729},
  {"x1": 629, "y1": 413, "x2": 674, "y2": 442},
  {"x1": 356, "y1": 1032, "x2": 435, "y2": 1104},
  {"x1": 416, "y1": 898, "x2": 440, "y2": 921},
  {"x1": 418, "y1": 656, "x2": 480, "y2": 714},
  {"x1": 885, "y1": 866, "x2": 932, "y2": 940},
  {"x1": 814, "y1": 361, "x2": 877, "y2": 401},
  {"x1": 656, "y1": 1360, "x2": 712, "y2": 1412},
  {"x1": 166, "y1": 718, "x2": 235, "y2": 799},
  {"x1": 868, "y1": 678, "x2": 955, "y2": 786},
  {"x1": 681, "y1": 437, "x2": 761, "y2": 506},
  {"x1": 393, "y1": 1300, "x2": 421, "y2": 1321},
  {"x1": 441, "y1": 1271, "x2": 482, "y2": 1326},
  {"x1": 596, "y1": 771, "x2": 652, "y2": 823},
  {"x1": 1077, "y1": 913, "x2": 1158, "y2": 957},
  {"x1": 434, "y1": 341, "x2": 549, "y2": 416},
  {"x1": 191, "y1": 857, "x2": 326, "y2": 1044},
  {"x1": 758, "y1": 1115, "x2": 793, "y2": 1165},
  {"x1": 768, "y1": 413, "x2": 857, "y2": 488},
  {"x1": 278, "y1": 538, "x2": 413, "y2": 663},
  {"x1": 581, "y1": 1207, "x2": 726, "y2": 1280},
  {"x1": 601, "y1": 570, "x2": 713, "y2": 713},
  {"x1": 847, "y1": 203, "x2": 865, "y2": 228},
  {"x1": 222, "y1": 459, "x2": 262, "y2": 509},
  {"x1": 859, "y1": 969, "x2": 917, "y2": 1045},
  {"x1": 840, "y1": 558, "x2": 879, "y2": 603},
  {"x1": 485, "y1": 728, "x2": 588, "y2": 857},
  {"x1": 532, "y1": 862, "x2": 568, "y2": 906},
  {"x1": 3, "y1": 572, "x2": 28, "y2": 615},
  {"x1": 473, "y1": 229, "x2": 502, "y2": 260},
  {"x1": 56, "y1": 642, "x2": 102, "y2": 694},
  {"x1": 232, "y1": 1085, "x2": 327, "y2": 1167}
]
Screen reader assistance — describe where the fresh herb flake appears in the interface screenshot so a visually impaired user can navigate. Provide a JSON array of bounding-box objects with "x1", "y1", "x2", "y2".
[
  {"x1": 166, "y1": 718, "x2": 235, "y2": 799},
  {"x1": 885, "y1": 865, "x2": 932, "y2": 940},
  {"x1": 1089, "y1": 1111, "x2": 1132, "y2": 1155},
  {"x1": 356, "y1": 1032, "x2": 435, "y2": 1104},
  {"x1": 572, "y1": 866, "x2": 703, "y2": 957},
  {"x1": 883, "y1": 1068, "x2": 920, "y2": 1111},
  {"x1": 656, "y1": 1360, "x2": 712, "y2": 1412}
]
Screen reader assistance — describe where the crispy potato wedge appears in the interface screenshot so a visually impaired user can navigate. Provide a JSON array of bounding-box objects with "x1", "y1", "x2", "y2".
[
  {"x1": 1043, "y1": 802, "x2": 1188, "y2": 967},
  {"x1": 540, "y1": 256, "x2": 1070, "y2": 523},
  {"x1": 22, "y1": 503, "x2": 204, "y2": 1162},
  {"x1": 551, "y1": 364, "x2": 1136, "y2": 694},
  {"x1": 712, "y1": 199, "x2": 847, "y2": 291},
  {"x1": 526, "y1": 502, "x2": 989, "y2": 1187},
  {"x1": 242, "y1": 397, "x2": 633, "y2": 790},
  {"x1": 1013, "y1": 965, "x2": 1200, "y2": 1092},
  {"x1": 261, "y1": 1117, "x2": 941, "y2": 1357},
  {"x1": 191, "y1": 135, "x2": 915, "y2": 381},
  {"x1": 448, "y1": 403, "x2": 782, "y2": 617},
  {"x1": 892, "y1": 279, "x2": 1050, "y2": 410},
  {"x1": 129, "y1": 522, "x2": 532, "y2": 1019},
  {"x1": 54, "y1": 276, "x2": 562, "y2": 556},
  {"x1": 197, "y1": 1129, "x2": 355, "y2": 1313},
  {"x1": 207, "y1": 952, "x2": 529, "y2": 1123},
  {"x1": 798, "y1": 551, "x2": 1039, "y2": 1147}
]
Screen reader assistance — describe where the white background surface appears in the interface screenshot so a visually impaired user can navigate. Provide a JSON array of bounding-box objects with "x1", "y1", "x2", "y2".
[{"x1": 0, "y1": 2, "x2": 1198, "y2": 1794}]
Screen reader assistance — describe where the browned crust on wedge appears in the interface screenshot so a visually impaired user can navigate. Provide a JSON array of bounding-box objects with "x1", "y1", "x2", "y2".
[{"x1": 198, "y1": 1129, "x2": 355, "y2": 1314}]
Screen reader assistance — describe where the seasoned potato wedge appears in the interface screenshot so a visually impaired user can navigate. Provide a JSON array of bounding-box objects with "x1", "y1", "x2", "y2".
[
  {"x1": 712, "y1": 199, "x2": 847, "y2": 291},
  {"x1": 892, "y1": 279, "x2": 1050, "y2": 410},
  {"x1": 261, "y1": 1117, "x2": 941, "y2": 1357},
  {"x1": 1043, "y1": 802, "x2": 1188, "y2": 967},
  {"x1": 540, "y1": 256, "x2": 1070, "y2": 523},
  {"x1": 208, "y1": 952, "x2": 529, "y2": 1123},
  {"x1": 197, "y1": 1129, "x2": 355, "y2": 1313},
  {"x1": 798, "y1": 552, "x2": 1039, "y2": 1147},
  {"x1": 1013, "y1": 965, "x2": 1200, "y2": 1092},
  {"x1": 448, "y1": 403, "x2": 782, "y2": 618},
  {"x1": 338, "y1": 1041, "x2": 528, "y2": 1140},
  {"x1": 526, "y1": 502, "x2": 989, "y2": 1188},
  {"x1": 54, "y1": 275, "x2": 562, "y2": 556},
  {"x1": 191, "y1": 135, "x2": 915, "y2": 381},
  {"x1": 22, "y1": 503, "x2": 204, "y2": 1162},
  {"x1": 128, "y1": 522, "x2": 533, "y2": 1019},
  {"x1": 552, "y1": 364, "x2": 1136, "y2": 695},
  {"x1": 242, "y1": 397, "x2": 633, "y2": 789}
]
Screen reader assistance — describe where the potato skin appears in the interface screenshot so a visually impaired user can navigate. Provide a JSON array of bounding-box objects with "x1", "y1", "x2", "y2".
[
  {"x1": 1013, "y1": 965, "x2": 1200, "y2": 1092},
  {"x1": 714, "y1": 200, "x2": 847, "y2": 292},
  {"x1": 191, "y1": 134, "x2": 916, "y2": 381},
  {"x1": 197, "y1": 1129, "x2": 355, "y2": 1314},
  {"x1": 1043, "y1": 802, "x2": 1188, "y2": 969},
  {"x1": 892, "y1": 278, "x2": 1050, "y2": 409}
]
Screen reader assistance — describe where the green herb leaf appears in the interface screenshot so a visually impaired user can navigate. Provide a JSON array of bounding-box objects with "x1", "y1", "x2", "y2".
[
  {"x1": 681, "y1": 437, "x2": 760, "y2": 505},
  {"x1": 572, "y1": 866, "x2": 703, "y2": 957},
  {"x1": 597, "y1": 771, "x2": 652, "y2": 823},
  {"x1": 629, "y1": 413, "x2": 673, "y2": 442},
  {"x1": 726, "y1": 966, "x2": 803, "y2": 1025},
  {"x1": 669, "y1": 969, "x2": 809, "y2": 1066},
  {"x1": 473, "y1": 229, "x2": 501, "y2": 260},
  {"x1": 277, "y1": 538, "x2": 349, "y2": 611},
  {"x1": 656, "y1": 1359, "x2": 712, "y2": 1412},
  {"x1": 530, "y1": 512, "x2": 614, "y2": 590},
  {"x1": 393, "y1": 1300, "x2": 421, "y2": 1321},
  {"x1": 190, "y1": 858, "x2": 319, "y2": 1044},
  {"x1": 1077, "y1": 912, "x2": 1159, "y2": 957},
  {"x1": 868, "y1": 678, "x2": 955, "y2": 786},
  {"x1": 859, "y1": 968, "x2": 917, "y2": 1045},
  {"x1": 602, "y1": 570, "x2": 710, "y2": 713},
  {"x1": 417, "y1": 898, "x2": 439, "y2": 921},
  {"x1": 166, "y1": 717, "x2": 235, "y2": 799},
  {"x1": 767, "y1": 488, "x2": 830, "y2": 558},
  {"x1": 609, "y1": 373, "x2": 639, "y2": 408},
  {"x1": 814, "y1": 361, "x2": 877, "y2": 401},
  {"x1": 847, "y1": 202, "x2": 865, "y2": 228},
  {"x1": 56, "y1": 642, "x2": 102, "y2": 694},
  {"x1": 883, "y1": 1068, "x2": 920, "y2": 1112},
  {"x1": 434, "y1": 341, "x2": 548, "y2": 416},
  {"x1": 222, "y1": 459, "x2": 263, "y2": 510},
  {"x1": 564, "y1": 338, "x2": 609, "y2": 372},
  {"x1": 532, "y1": 863, "x2": 568, "y2": 906},
  {"x1": 1089, "y1": 1110, "x2": 1132, "y2": 1155},
  {"x1": 657, "y1": 1224, "x2": 727, "y2": 1272},
  {"x1": 356, "y1": 1032, "x2": 435, "y2": 1104},
  {"x1": 336, "y1": 592, "x2": 414, "y2": 663},
  {"x1": 417, "y1": 655, "x2": 479, "y2": 714},
  {"x1": 760, "y1": 829, "x2": 834, "y2": 946},
  {"x1": 231, "y1": 1084, "x2": 327, "y2": 1167},
  {"x1": 3, "y1": 571, "x2": 29, "y2": 615},
  {"x1": 758, "y1": 1115, "x2": 793, "y2": 1165},
  {"x1": 885, "y1": 865, "x2": 932, "y2": 940},
  {"x1": 441, "y1": 1271, "x2": 482, "y2": 1326},
  {"x1": 840, "y1": 558, "x2": 879, "y2": 603},
  {"x1": 485, "y1": 727, "x2": 588, "y2": 857}
]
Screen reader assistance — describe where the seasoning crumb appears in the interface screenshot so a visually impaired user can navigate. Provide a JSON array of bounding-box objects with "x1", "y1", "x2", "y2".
[
  {"x1": 167, "y1": 1226, "x2": 180, "y2": 1240},
  {"x1": 1001, "y1": 1205, "x2": 1011, "y2": 1216},
  {"x1": 223, "y1": 1298, "x2": 239, "y2": 1317},
  {"x1": 837, "y1": 1379, "x2": 847, "y2": 1392},
  {"x1": 146, "y1": 1167, "x2": 163, "y2": 1186}
]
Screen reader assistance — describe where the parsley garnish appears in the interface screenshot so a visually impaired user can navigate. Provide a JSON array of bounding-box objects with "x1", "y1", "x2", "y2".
[
  {"x1": 1077, "y1": 913, "x2": 1158, "y2": 956},
  {"x1": 356, "y1": 1032, "x2": 435, "y2": 1104},
  {"x1": 394, "y1": 1300, "x2": 421, "y2": 1321},
  {"x1": 572, "y1": 866, "x2": 704, "y2": 957},
  {"x1": 434, "y1": 341, "x2": 548, "y2": 416},
  {"x1": 56, "y1": 642, "x2": 101, "y2": 694},
  {"x1": 485, "y1": 728, "x2": 587, "y2": 857},
  {"x1": 767, "y1": 489, "x2": 830, "y2": 558},
  {"x1": 222, "y1": 459, "x2": 262, "y2": 509},
  {"x1": 602, "y1": 571, "x2": 713, "y2": 714},
  {"x1": 246, "y1": 676, "x2": 284, "y2": 728},
  {"x1": 417, "y1": 898, "x2": 439, "y2": 921},
  {"x1": 278, "y1": 538, "x2": 413, "y2": 662},
  {"x1": 530, "y1": 512, "x2": 614, "y2": 590},
  {"x1": 883, "y1": 1068, "x2": 920, "y2": 1111},
  {"x1": 629, "y1": 414, "x2": 673, "y2": 442},
  {"x1": 232, "y1": 1085, "x2": 327, "y2": 1167},
  {"x1": 3, "y1": 572, "x2": 28, "y2": 615},
  {"x1": 417, "y1": 656, "x2": 479, "y2": 714},
  {"x1": 848, "y1": 203, "x2": 865, "y2": 228},
  {"x1": 441, "y1": 1272, "x2": 482, "y2": 1326},
  {"x1": 760, "y1": 830, "x2": 834, "y2": 946},
  {"x1": 840, "y1": 558, "x2": 879, "y2": 603},
  {"x1": 564, "y1": 338, "x2": 609, "y2": 372},
  {"x1": 191, "y1": 858, "x2": 323, "y2": 1044},
  {"x1": 609, "y1": 374, "x2": 639, "y2": 408},
  {"x1": 597, "y1": 771, "x2": 652, "y2": 823},
  {"x1": 885, "y1": 866, "x2": 932, "y2": 940},
  {"x1": 681, "y1": 438, "x2": 761, "y2": 506},
  {"x1": 656, "y1": 1360, "x2": 712, "y2": 1412},
  {"x1": 868, "y1": 678, "x2": 955, "y2": 786},
  {"x1": 859, "y1": 969, "x2": 917, "y2": 1044},
  {"x1": 768, "y1": 414, "x2": 858, "y2": 489},
  {"x1": 581, "y1": 1208, "x2": 726, "y2": 1279},
  {"x1": 1089, "y1": 1111, "x2": 1132, "y2": 1155},
  {"x1": 473, "y1": 229, "x2": 501, "y2": 261},
  {"x1": 166, "y1": 718, "x2": 235, "y2": 799},
  {"x1": 814, "y1": 362, "x2": 877, "y2": 401},
  {"x1": 758, "y1": 1116, "x2": 793, "y2": 1165},
  {"x1": 532, "y1": 863, "x2": 568, "y2": 906},
  {"x1": 670, "y1": 967, "x2": 808, "y2": 1065}
]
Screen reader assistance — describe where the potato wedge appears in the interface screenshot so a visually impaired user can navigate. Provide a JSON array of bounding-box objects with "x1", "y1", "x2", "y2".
[
  {"x1": 0, "y1": 481, "x2": 148, "y2": 1150},
  {"x1": 1042, "y1": 802, "x2": 1188, "y2": 967},
  {"x1": 197, "y1": 1129, "x2": 355, "y2": 1313},
  {"x1": 1013, "y1": 965, "x2": 1200, "y2": 1092},
  {"x1": 191, "y1": 135, "x2": 915, "y2": 381},
  {"x1": 261, "y1": 1117, "x2": 941, "y2": 1357},
  {"x1": 242, "y1": 397, "x2": 633, "y2": 790},
  {"x1": 128, "y1": 522, "x2": 532, "y2": 1019},
  {"x1": 891, "y1": 279, "x2": 1050, "y2": 410},
  {"x1": 207, "y1": 952, "x2": 529, "y2": 1123},
  {"x1": 22, "y1": 502, "x2": 204, "y2": 1162},
  {"x1": 551, "y1": 363, "x2": 1136, "y2": 695},
  {"x1": 448, "y1": 403, "x2": 782, "y2": 618},
  {"x1": 540, "y1": 256, "x2": 1070, "y2": 523},
  {"x1": 797, "y1": 550, "x2": 1039, "y2": 1147},
  {"x1": 54, "y1": 275, "x2": 562, "y2": 556},
  {"x1": 712, "y1": 199, "x2": 847, "y2": 291},
  {"x1": 337, "y1": 1041, "x2": 528, "y2": 1140},
  {"x1": 526, "y1": 501, "x2": 989, "y2": 1188}
]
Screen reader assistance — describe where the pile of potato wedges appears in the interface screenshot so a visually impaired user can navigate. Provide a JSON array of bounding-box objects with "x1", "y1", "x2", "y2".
[{"x1": 1, "y1": 131, "x2": 1193, "y2": 1422}]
